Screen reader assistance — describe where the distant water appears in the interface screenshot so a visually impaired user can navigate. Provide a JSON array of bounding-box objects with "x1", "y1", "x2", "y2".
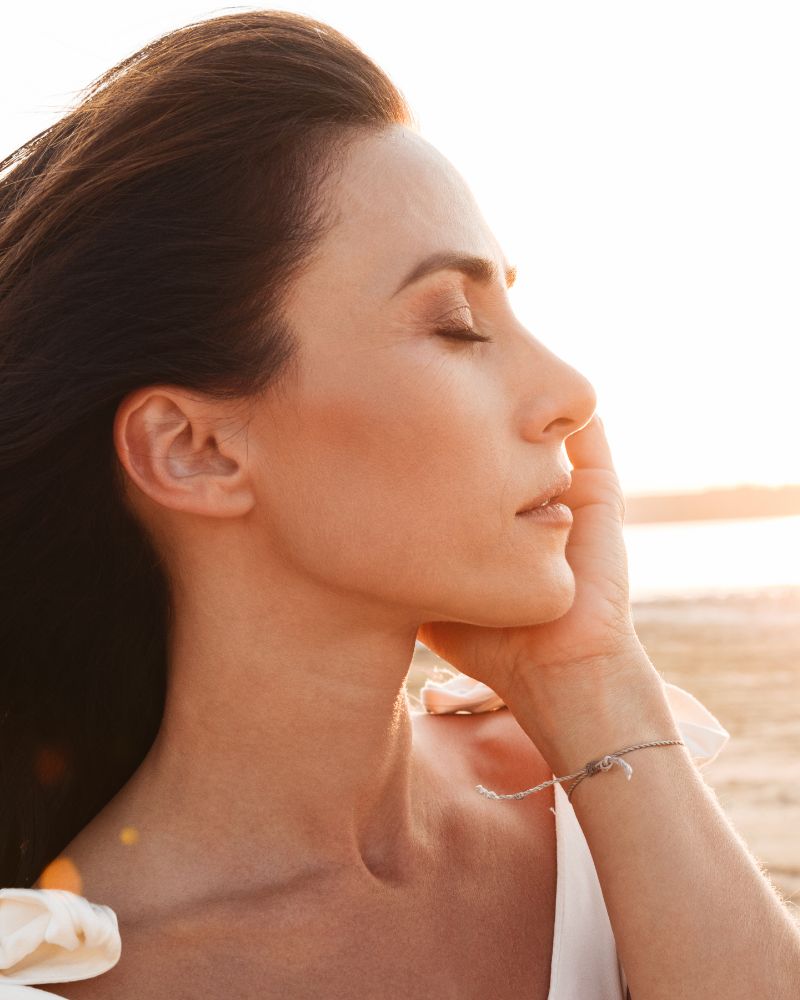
[{"x1": 623, "y1": 513, "x2": 800, "y2": 602}]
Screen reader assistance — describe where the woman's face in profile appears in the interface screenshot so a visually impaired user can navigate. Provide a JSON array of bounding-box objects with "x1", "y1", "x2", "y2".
[{"x1": 246, "y1": 124, "x2": 597, "y2": 628}]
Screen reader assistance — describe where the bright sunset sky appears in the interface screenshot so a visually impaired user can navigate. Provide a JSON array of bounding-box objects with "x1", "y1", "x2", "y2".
[{"x1": 2, "y1": 1, "x2": 797, "y2": 496}]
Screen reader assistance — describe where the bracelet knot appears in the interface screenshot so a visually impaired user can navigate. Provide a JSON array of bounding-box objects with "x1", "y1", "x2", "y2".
[{"x1": 474, "y1": 738, "x2": 685, "y2": 803}]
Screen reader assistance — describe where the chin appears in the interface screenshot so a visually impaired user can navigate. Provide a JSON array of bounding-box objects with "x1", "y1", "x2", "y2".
[
  {"x1": 515, "y1": 566, "x2": 576, "y2": 626},
  {"x1": 541, "y1": 574, "x2": 577, "y2": 619},
  {"x1": 463, "y1": 567, "x2": 576, "y2": 629}
]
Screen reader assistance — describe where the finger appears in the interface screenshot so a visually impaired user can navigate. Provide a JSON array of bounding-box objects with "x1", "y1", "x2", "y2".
[{"x1": 564, "y1": 413, "x2": 616, "y2": 473}]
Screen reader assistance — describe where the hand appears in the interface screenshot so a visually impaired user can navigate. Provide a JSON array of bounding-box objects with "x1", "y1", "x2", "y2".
[{"x1": 416, "y1": 413, "x2": 642, "y2": 703}]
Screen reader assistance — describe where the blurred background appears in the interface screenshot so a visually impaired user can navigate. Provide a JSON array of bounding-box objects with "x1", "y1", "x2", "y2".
[{"x1": 3, "y1": 2, "x2": 798, "y2": 909}]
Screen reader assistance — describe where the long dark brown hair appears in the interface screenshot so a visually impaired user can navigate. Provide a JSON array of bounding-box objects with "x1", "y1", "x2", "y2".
[{"x1": 0, "y1": 9, "x2": 415, "y2": 888}]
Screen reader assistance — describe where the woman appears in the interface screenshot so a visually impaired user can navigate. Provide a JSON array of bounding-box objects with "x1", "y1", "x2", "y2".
[{"x1": 0, "y1": 10, "x2": 797, "y2": 999}]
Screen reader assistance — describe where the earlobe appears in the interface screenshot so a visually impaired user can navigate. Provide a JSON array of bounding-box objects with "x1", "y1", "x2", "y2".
[{"x1": 113, "y1": 388, "x2": 256, "y2": 518}]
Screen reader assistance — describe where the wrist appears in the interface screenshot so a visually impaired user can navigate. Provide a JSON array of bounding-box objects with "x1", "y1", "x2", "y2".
[{"x1": 504, "y1": 646, "x2": 683, "y2": 780}]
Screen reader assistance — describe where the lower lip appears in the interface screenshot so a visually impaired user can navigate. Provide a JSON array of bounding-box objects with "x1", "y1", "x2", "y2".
[{"x1": 516, "y1": 501, "x2": 573, "y2": 525}]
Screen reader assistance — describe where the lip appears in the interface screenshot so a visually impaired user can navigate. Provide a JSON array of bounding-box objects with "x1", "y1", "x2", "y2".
[
  {"x1": 517, "y1": 501, "x2": 573, "y2": 525},
  {"x1": 516, "y1": 473, "x2": 572, "y2": 514}
]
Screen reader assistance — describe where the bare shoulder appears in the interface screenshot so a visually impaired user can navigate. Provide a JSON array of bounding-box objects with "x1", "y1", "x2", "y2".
[
  {"x1": 412, "y1": 705, "x2": 555, "y2": 810},
  {"x1": 413, "y1": 702, "x2": 550, "y2": 766}
]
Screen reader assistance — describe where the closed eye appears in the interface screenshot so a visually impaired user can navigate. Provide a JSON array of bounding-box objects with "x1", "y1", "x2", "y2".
[{"x1": 435, "y1": 324, "x2": 493, "y2": 344}]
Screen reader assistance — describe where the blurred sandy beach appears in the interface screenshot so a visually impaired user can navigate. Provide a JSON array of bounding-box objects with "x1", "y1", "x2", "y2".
[{"x1": 407, "y1": 585, "x2": 800, "y2": 922}]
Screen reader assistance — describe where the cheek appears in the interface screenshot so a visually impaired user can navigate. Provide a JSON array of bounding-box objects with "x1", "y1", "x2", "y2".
[
  {"x1": 308, "y1": 360, "x2": 505, "y2": 517},
  {"x1": 249, "y1": 351, "x2": 513, "y2": 594}
]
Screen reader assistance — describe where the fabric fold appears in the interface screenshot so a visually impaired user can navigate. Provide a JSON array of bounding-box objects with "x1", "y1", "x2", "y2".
[
  {"x1": 0, "y1": 984, "x2": 69, "y2": 998},
  {"x1": 418, "y1": 670, "x2": 505, "y2": 714},
  {"x1": 0, "y1": 887, "x2": 121, "y2": 988},
  {"x1": 660, "y1": 681, "x2": 730, "y2": 767}
]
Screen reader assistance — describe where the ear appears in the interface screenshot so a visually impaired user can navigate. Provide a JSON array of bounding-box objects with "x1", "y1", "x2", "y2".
[{"x1": 113, "y1": 386, "x2": 256, "y2": 518}]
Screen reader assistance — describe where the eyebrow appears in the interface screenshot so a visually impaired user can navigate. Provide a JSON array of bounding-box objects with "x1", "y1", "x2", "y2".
[{"x1": 391, "y1": 251, "x2": 517, "y2": 298}]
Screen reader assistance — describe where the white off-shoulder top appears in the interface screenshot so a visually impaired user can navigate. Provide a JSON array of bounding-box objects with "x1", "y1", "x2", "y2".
[{"x1": 0, "y1": 675, "x2": 730, "y2": 1000}]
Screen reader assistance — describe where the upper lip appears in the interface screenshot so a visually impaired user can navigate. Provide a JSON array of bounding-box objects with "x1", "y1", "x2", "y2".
[{"x1": 516, "y1": 473, "x2": 572, "y2": 513}]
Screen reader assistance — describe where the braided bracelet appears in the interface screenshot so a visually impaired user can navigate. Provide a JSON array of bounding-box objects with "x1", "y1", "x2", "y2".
[{"x1": 475, "y1": 739, "x2": 685, "y2": 803}]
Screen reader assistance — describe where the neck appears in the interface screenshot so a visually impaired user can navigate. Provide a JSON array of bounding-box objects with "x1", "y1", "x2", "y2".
[{"x1": 83, "y1": 566, "x2": 450, "y2": 908}]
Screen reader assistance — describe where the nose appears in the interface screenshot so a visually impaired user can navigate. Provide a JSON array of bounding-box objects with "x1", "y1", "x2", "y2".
[{"x1": 516, "y1": 342, "x2": 598, "y2": 444}]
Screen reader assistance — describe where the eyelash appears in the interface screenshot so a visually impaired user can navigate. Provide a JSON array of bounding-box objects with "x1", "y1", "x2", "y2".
[{"x1": 434, "y1": 323, "x2": 493, "y2": 344}]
